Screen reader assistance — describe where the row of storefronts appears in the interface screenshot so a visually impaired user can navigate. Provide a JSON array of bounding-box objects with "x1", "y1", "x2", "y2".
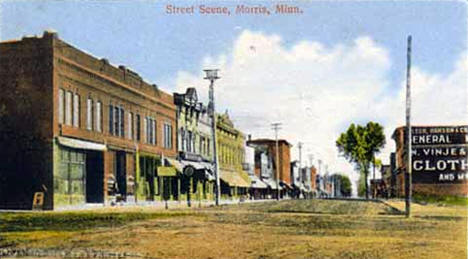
[{"x1": 0, "y1": 31, "x2": 316, "y2": 210}]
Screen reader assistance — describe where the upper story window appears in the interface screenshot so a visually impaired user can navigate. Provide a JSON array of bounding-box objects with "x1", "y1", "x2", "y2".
[
  {"x1": 127, "y1": 112, "x2": 134, "y2": 140},
  {"x1": 144, "y1": 116, "x2": 156, "y2": 145},
  {"x1": 96, "y1": 101, "x2": 102, "y2": 132},
  {"x1": 136, "y1": 114, "x2": 141, "y2": 141},
  {"x1": 73, "y1": 93, "x2": 80, "y2": 128},
  {"x1": 109, "y1": 104, "x2": 124, "y2": 138},
  {"x1": 86, "y1": 97, "x2": 93, "y2": 131},
  {"x1": 163, "y1": 123, "x2": 172, "y2": 149},
  {"x1": 58, "y1": 89, "x2": 64, "y2": 124},
  {"x1": 65, "y1": 91, "x2": 72, "y2": 126}
]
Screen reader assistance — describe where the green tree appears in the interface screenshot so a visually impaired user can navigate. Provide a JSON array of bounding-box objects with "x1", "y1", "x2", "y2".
[
  {"x1": 336, "y1": 122, "x2": 385, "y2": 199},
  {"x1": 330, "y1": 174, "x2": 352, "y2": 197}
]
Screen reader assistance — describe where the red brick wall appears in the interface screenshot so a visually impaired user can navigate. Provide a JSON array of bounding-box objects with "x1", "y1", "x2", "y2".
[
  {"x1": 0, "y1": 33, "x2": 55, "y2": 209},
  {"x1": 310, "y1": 167, "x2": 317, "y2": 191}
]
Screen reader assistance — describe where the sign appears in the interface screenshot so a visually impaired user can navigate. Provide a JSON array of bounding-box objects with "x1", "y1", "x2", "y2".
[
  {"x1": 411, "y1": 126, "x2": 468, "y2": 183},
  {"x1": 32, "y1": 192, "x2": 44, "y2": 210},
  {"x1": 183, "y1": 166, "x2": 195, "y2": 177}
]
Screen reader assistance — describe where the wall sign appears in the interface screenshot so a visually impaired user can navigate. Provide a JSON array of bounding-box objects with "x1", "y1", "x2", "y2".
[{"x1": 411, "y1": 126, "x2": 468, "y2": 183}]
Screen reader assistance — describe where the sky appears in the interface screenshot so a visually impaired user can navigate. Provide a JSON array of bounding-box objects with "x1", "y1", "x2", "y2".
[{"x1": 1, "y1": 0, "x2": 467, "y2": 193}]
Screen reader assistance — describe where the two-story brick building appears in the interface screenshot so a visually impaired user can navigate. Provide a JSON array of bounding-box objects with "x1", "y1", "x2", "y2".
[
  {"x1": 247, "y1": 138, "x2": 292, "y2": 198},
  {"x1": 0, "y1": 31, "x2": 177, "y2": 210}
]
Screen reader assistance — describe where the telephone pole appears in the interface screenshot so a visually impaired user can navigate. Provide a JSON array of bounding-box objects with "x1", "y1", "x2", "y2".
[
  {"x1": 298, "y1": 142, "x2": 303, "y2": 183},
  {"x1": 405, "y1": 36, "x2": 412, "y2": 217},
  {"x1": 271, "y1": 122, "x2": 282, "y2": 200}
]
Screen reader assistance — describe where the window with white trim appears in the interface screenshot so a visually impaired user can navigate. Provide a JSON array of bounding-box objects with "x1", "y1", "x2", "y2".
[
  {"x1": 65, "y1": 91, "x2": 72, "y2": 126},
  {"x1": 163, "y1": 123, "x2": 172, "y2": 149},
  {"x1": 96, "y1": 101, "x2": 102, "y2": 132},
  {"x1": 73, "y1": 93, "x2": 80, "y2": 127},
  {"x1": 86, "y1": 97, "x2": 93, "y2": 130},
  {"x1": 58, "y1": 89, "x2": 64, "y2": 124}
]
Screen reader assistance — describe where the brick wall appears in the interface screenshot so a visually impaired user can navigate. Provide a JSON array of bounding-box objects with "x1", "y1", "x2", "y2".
[{"x1": 0, "y1": 33, "x2": 55, "y2": 209}]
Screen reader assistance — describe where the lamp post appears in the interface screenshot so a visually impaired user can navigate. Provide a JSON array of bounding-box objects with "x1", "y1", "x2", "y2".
[{"x1": 204, "y1": 69, "x2": 220, "y2": 206}]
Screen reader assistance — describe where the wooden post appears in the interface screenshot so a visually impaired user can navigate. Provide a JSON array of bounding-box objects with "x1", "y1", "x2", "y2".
[{"x1": 405, "y1": 35, "x2": 412, "y2": 218}]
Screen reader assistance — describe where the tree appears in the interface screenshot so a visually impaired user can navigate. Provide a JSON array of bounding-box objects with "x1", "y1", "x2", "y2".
[
  {"x1": 337, "y1": 174, "x2": 352, "y2": 197},
  {"x1": 336, "y1": 122, "x2": 385, "y2": 199}
]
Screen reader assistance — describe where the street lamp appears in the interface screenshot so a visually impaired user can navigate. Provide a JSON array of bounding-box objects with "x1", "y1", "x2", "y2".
[{"x1": 204, "y1": 69, "x2": 220, "y2": 206}]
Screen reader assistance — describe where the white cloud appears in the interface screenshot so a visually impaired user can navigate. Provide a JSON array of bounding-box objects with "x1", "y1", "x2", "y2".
[{"x1": 174, "y1": 30, "x2": 467, "y2": 195}]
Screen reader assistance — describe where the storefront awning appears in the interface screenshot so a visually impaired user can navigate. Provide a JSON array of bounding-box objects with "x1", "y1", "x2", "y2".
[
  {"x1": 57, "y1": 136, "x2": 106, "y2": 151},
  {"x1": 165, "y1": 158, "x2": 184, "y2": 173},
  {"x1": 157, "y1": 166, "x2": 178, "y2": 176},
  {"x1": 249, "y1": 174, "x2": 268, "y2": 189},
  {"x1": 262, "y1": 178, "x2": 281, "y2": 190},
  {"x1": 280, "y1": 181, "x2": 293, "y2": 190},
  {"x1": 220, "y1": 170, "x2": 250, "y2": 187}
]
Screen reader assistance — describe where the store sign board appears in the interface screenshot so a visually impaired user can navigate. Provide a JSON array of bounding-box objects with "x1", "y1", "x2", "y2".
[{"x1": 411, "y1": 126, "x2": 468, "y2": 183}]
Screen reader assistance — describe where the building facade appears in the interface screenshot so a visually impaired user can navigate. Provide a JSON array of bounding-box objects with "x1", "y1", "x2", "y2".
[
  {"x1": 172, "y1": 87, "x2": 215, "y2": 205},
  {"x1": 216, "y1": 112, "x2": 250, "y2": 199},
  {"x1": 0, "y1": 31, "x2": 177, "y2": 210},
  {"x1": 392, "y1": 125, "x2": 468, "y2": 197},
  {"x1": 247, "y1": 138, "x2": 292, "y2": 198}
]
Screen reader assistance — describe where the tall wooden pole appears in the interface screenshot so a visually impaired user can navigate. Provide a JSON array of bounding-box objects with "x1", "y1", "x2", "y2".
[
  {"x1": 272, "y1": 122, "x2": 282, "y2": 200},
  {"x1": 405, "y1": 35, "x2": 412, "y2": 218}
]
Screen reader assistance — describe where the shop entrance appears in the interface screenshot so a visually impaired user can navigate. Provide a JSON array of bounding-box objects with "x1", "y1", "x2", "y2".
[
  {"x1": 85, "y1": 151, "x2": 104, "y2": 203},
  {"x1": 115, "y1": 151, "x2": 127, "y2": 200}
]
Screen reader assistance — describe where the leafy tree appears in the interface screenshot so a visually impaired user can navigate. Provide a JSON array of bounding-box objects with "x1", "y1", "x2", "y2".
[
  {"x1": 330, "y1": 174, "x2": 352, "y2": 197},
  {"x1": 336, "y1": 122, "x2": 385, "y2": 199}
]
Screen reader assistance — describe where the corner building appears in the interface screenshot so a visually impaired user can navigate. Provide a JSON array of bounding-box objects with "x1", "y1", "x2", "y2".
[{"x1": 0, "y1": 31, "x2": 177, "y2": 209}]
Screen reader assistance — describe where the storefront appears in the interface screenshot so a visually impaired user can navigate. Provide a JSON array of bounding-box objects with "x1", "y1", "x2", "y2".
[
  {"x1": 220, "y1": 170, "x2": 250, "y2": 199},
  {"x1": 54, "y1": 137, "x2": 106, "y2": 207},
  {"x1": 249, "y1": 174, "x2": 268, "y2": 199}
]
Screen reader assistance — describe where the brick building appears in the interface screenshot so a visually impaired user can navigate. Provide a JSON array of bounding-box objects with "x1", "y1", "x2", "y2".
[
  {"x1": 392, "y1": 125, "x2": 468, "y2": 198},
  {"x1": 0, "y1": 31, "x2": 177, "y2": 210},
  {"x1": 247, "y1": 138, "x2": 292, "y2": 197}
]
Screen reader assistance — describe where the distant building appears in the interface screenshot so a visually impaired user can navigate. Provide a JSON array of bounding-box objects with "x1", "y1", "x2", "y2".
[
  {"x1": 0, "y1": 32, "x2": 177, "y2": 210},
  {"x1": 247, "y1": 138, "x2": 292, "y2": 198},
  {"x1": 392, "y1": 125, "x2": 468, "y2": 197}
]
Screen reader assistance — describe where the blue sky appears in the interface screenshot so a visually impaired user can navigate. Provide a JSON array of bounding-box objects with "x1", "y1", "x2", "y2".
[
  {"x1": 1, "y1": 0, "x2": 467, "y2": 180},
  {"x1": 1, "y1": 0, "x2": 466, "y2": 92}
]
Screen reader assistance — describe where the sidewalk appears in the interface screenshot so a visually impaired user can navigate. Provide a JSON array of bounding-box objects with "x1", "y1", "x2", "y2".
[{"x1": 0, "y1": 198, "x2": 281, "y2": 212}]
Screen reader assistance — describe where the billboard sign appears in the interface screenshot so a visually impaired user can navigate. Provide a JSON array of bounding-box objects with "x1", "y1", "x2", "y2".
[{"x1": 411, "y1": 126, "x2": 468, "y2": 183}]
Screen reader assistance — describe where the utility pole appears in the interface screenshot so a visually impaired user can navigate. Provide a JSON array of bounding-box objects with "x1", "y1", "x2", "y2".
[
  {"x1": 405, "y1": 36, "x2": 412, "y2": 218},
  {"x1": 204, "y1": 69, "x2": 220, "y2": 206},
  {"x1": 298, "y1": 142, "x2": 303, "y2": 183},
  {"x1": 271, "y1": 122, "x2": 282, "y2": 200}
]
